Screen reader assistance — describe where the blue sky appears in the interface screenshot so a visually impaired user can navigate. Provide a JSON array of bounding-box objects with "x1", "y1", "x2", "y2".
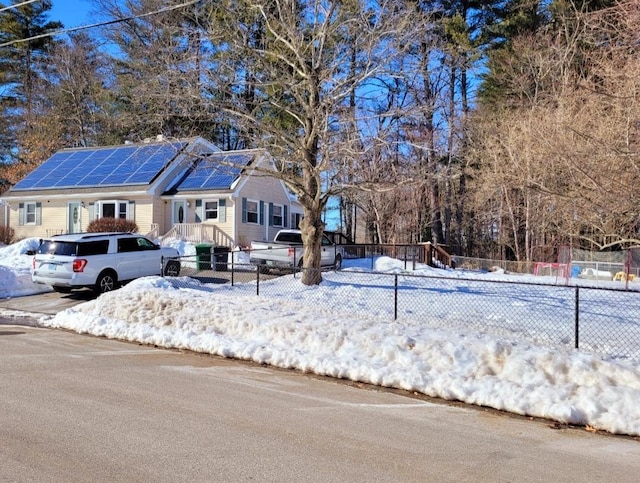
[{"x1": 49, "y1": 0, "x2": 93, "y2": 28}]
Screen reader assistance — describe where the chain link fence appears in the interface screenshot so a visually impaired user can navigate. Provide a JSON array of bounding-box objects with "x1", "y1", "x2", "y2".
[
  {"x1": 454, "y1": 251, "x2": 640, "y2": 282},
  {"x1": 161, "y1": 251, "x2": 640, "y2": 363},
  {"x1": 451, "y1": 255, "x2": 536, "y2": 274}
]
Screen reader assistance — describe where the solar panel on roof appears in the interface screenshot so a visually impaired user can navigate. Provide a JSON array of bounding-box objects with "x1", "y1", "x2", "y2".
[
  {"x1": 169, "y1": 152, "x2": 253, "y2": 192},
  {"x1": 11, "y1": 142, "x2": 187, "y2": 190}
]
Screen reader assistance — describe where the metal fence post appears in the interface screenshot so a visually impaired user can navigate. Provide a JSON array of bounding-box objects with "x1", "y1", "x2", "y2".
[
  {"x1": 231, "y1": 252, "x2": 235, "y2": 286},
  {"x1": 574, "y1": 286, "x2": 580, "y2": 349},
  {"x1": 404, "y1": 246, "x2": 407, "y2": 271},
  {"x1": 412, "y1": 246, "x2": 416, "y2": 270},
  {"x1": 160, "y1": 256, "x2": 164, "y2": 278},
  {"x1": 394, "y1": 274, "x2": 398, "y2": 320},
  {"x1": 256, "y1": 268, "x2": 260, "y2": 296}
]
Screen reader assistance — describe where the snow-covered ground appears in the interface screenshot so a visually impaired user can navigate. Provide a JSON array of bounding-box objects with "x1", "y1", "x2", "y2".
[{"x1": 2, "y1": 238, "x2": 640, "y2": 437}]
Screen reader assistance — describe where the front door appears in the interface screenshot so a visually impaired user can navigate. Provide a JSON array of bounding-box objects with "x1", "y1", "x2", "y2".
[
  {"x1": 68, "y1": 202, "x2": 81, "y2": 234},
  {"x1": 172, "y1": 200, "x2": 186, "y2": 226}
]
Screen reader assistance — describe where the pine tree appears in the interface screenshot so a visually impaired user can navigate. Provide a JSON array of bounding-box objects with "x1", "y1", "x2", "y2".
[{"x1": 0, "y1": 0, "x2": 62, "y2": 167}]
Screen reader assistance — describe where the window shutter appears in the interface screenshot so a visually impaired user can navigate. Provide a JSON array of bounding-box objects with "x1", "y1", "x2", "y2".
[
  {"x1": 241, "y1": 198, "x2": 247, "y2": 223},
  {"x1": 18, "y1": 203, "x2": 24, "y2": 226},
  {"x1": 259, "y1": 201, "x2": 264, "y2": 226},
  {"x1": 268, "y1": 202, "x2": 274, "y2": 226},
  {"x1": 284, "y1": 206, "x2": 288, "y2": 227},
  {"x1": 35, "y1": 202, "x2": 42, "y2": 225},
  {"x1": 218, "y1": 199, "x2": 226, "y2": 223},
  {"x1": 128, "y1": 200, "x2": 135, "y2": 220},
  {"x1": 195, "y1": 199, "x2": 202, "y2": 222}
]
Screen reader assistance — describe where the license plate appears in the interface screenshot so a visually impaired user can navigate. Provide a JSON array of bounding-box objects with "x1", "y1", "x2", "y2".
[
  {"x1": 266, "y1": 260, "x2": 274, "y2": 266},
  {"x1": 48, "y1": 263, "x2": 57, "y2": 271}
]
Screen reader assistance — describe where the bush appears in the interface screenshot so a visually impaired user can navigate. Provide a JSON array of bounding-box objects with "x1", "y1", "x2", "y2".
[
  {"x1": 87, "y1": 217, "x2": 138, "y2": 233},
  {"x1": 0, "y1": 225, "x2": 14, "y2": 244}
]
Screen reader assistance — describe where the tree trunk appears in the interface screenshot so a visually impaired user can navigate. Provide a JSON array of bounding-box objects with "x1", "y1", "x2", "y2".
[{"x1": 299, "y1": 206, "x2": 325, "y2": 285}]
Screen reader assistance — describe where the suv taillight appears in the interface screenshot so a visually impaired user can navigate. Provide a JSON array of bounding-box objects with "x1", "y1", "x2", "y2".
[{"x1": 73, "y1": 259, "x2": 88, "y2": 272}]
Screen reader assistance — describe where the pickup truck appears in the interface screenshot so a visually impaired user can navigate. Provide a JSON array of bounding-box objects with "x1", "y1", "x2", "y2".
[{"x1": 249, "y1": 229, "x2": 344, "y2": 272}]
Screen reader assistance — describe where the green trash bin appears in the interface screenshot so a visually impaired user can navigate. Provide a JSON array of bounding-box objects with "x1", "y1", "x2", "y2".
[{"x1": 195, "y1": 244, "x2": 213, "y2": 270}]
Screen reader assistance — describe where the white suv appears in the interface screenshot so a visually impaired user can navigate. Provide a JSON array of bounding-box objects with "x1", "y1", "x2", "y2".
[{"x1": 32, "y1": 232, "x2": 181, "y2": 294}]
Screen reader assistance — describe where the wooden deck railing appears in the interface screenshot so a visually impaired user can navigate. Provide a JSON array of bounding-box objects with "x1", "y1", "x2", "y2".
[
  {"x1": 424, "y1": 242, "x2": 452, "y2": 269},
  {"x1": 340, "y1": 243, "x2": 452, "y2": 269}
]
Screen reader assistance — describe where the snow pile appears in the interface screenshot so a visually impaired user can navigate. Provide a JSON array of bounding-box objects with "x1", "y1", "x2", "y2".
[
  {"x1": 0, "y1": 238, "x2": 50, "y2": 298},
  {"x1": 41, "y1": 275, "x2": 640, "y2": 436}
]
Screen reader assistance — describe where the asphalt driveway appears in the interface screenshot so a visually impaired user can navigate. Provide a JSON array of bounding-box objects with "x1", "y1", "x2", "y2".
[{"x1": 0, "y1": 290, "x2": 93, "y2": 316}]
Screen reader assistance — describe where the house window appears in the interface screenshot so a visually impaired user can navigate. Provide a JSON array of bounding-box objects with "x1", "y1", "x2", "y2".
[
  {"x1": 246, "y1": 199, "x2": 259, "y2": 224},
  {"x1": 97, "y1": 200, "x2": 130, "y2": 219},
  {"x1": 19, "y1": 202, "x2": 41, "y2": 226},
  {"x1": 272, "y1": 204, "x2": 283, "y2": 227},
  {"x1": 25, "y1": 202, "x2": 37, "y2": 224},
  {"x1": 204, "y1": 200, "x2": 218, "y2": 220}
]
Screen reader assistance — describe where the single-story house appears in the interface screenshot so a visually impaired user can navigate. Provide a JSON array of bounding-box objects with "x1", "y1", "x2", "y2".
[{"x1": 0, "y1": 136, "x2": 302, "y2": 247}]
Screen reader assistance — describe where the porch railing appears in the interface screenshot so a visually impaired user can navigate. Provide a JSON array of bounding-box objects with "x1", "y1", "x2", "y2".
[
  {"x1": 146, "y1": 223, "x2": 159, "y2": 240},
  {"x1": 157, "y1": 223, "x2": 235, "y2": 247}
]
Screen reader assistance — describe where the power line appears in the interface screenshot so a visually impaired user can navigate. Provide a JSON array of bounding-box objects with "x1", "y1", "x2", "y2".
[
  {"x1": 0, "y1": 0, "x2": 41, "y2": 14},
  {"x1": 0, "y1": 0, "x2": 200, "y2": 48}
]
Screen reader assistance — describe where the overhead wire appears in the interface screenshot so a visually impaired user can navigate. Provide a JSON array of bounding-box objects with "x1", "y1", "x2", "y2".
[
  {"x1": 0, "y1": 0, "x2": 41, "y2": 14},
  {"x1": 0, "y1": 0, "x2": 200, "y2": 48}
]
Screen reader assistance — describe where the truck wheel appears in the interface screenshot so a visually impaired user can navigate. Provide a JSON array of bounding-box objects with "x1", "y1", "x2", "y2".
[
  {"x1": 94, "y1": 270, "x2": 117, "y2": 295},
  {"x1": 334, "y1": 254, "x2": 343, "y2": 270},
  {"x1": 164, "y1": 261, "x2": 180, "y2": 277},
  {"x1": 258, "y1": 265, "x2": 270, "y2": 275}
]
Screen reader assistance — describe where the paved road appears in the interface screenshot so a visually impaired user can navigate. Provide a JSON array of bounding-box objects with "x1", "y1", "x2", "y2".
[{"x1": 1, "y1": 320, "x2": 640, "y2": 482}]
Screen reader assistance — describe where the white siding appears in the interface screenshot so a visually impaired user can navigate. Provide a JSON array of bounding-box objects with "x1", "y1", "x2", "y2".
[
  {"x1": 236, "y1": 174, "x2": 293, "y2": 246},
  {"x1": 8, "y1": 195, "x2": 157, "y2": 239},
  {"x1": 8, "y1": 201, "x2": 66, "y2": 239}
]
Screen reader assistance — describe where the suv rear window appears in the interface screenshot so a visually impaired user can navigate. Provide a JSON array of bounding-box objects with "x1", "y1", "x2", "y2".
[
  {"x1": 38, "y1": 241, "x2": 77, "y2": 256},
  {"x1": 38, "y1": 240, "x2": 109, "y2": 256},
  {"x1": 77, "y1": 240, "x2": 110, "y2": 256}
]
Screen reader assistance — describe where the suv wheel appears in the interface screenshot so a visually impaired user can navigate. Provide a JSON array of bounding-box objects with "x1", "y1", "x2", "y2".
[{"x1": 95, "y1": 270, "x2": 117, "y2": 294}]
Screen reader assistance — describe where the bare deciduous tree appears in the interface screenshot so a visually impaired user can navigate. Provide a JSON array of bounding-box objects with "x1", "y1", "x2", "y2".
[
  {"x1": 204, "y1": 0, "x2": 423, "y2": 284},
  {"x1": 469, "y1": 1, "x2": 640, "y2": 259}
]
